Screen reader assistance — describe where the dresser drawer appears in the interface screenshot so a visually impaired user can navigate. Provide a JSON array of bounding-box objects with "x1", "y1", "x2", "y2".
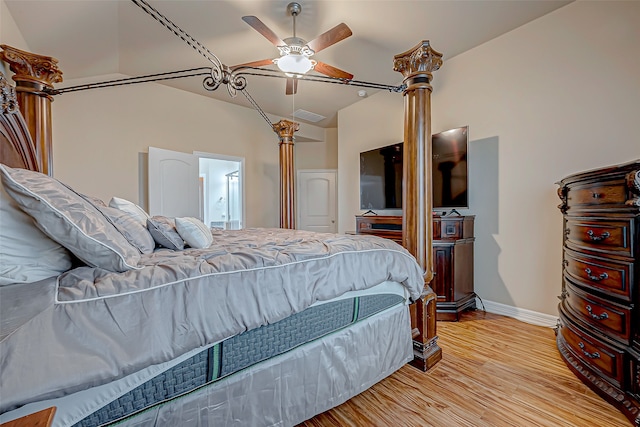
[
  {"x1": 560, "y1": 318, "x2": 625, "y2": 387},
  {"x1": 563, "y1": 281, "x2": 632, "y2": 344},
  {"x1": 433, "y1": 216, "x2": 474, "y2": 240},
  {"x1": 564, "y1": 249, "x2": 633, "y2": 301},
  {"x1": 355, "y1": 216, "x2": 403, "y2": 244},
  {"x1": 357, "y1": 220, "x2": 402, "y2": 232},
  {"x1": 565, "y1": 179, "x2": 629, "y2": 210},
  {"x1": 439, "y1": 219, "x2": 462, "y2": 239},
  {"x1": 565, "y1": 217, "x2": 635, "y2": 258}
]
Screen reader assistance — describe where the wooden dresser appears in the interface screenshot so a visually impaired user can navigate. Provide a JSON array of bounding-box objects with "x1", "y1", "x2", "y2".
[
  {"x1": 556, "y1": 160, "x2": 640, "y2": 425},
  {"x1": 356, "y1": 214, "x2": 475, "y2": 321}
]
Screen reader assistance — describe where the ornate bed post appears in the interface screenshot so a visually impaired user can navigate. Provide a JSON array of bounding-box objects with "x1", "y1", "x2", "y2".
[
  {"x1": 394, "y1": 41, "x2": 443, "y2": 371},
  {"x1": 273, "y1": 119, "x2": 299, "y2": 229},
  {"x1": 0, "y1": 45, "x2": 62, "y2": 176}
]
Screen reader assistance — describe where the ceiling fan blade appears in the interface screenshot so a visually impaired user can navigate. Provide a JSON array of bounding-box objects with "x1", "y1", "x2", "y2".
[
  {"x1": 242, "y1": 16, "x2": 286, "y2": 47},
  {"x1": 306, "y1": 23, "x2": 352, "y2": 54},
  {"x1": 230, "y1": 59, "x2": 274, "y2": 70},
  {"x1": 286, "y1": 78, "x2": 298, "y2": 95},
  {"x1": 314, "y1": 61, "x2": 353, "y2": 80}
]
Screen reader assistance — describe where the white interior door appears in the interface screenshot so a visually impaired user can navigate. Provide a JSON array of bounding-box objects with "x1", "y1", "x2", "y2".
[
  {"x1": 297, "y1": 170, "x2": 337, "y2": 233},
  {"x1": 148, "y1": 147, "x2": 200, "y2": 218}
]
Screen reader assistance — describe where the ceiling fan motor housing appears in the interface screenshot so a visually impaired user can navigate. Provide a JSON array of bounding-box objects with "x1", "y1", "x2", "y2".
[
  {"x1": 287, "y1": 2, "x2": 302, "y2": 17},
  {"x1": 279, "y1": 37, "x2": 314, "y2": 57}
]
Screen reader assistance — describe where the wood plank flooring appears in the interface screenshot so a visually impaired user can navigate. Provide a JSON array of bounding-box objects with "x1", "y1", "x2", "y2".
[{"x1": 300, "y1": 310, "x2": 631, "y2": 427}]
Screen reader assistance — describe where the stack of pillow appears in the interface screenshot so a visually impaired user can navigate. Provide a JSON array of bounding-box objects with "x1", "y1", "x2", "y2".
[
  {"x1": 110, "y1": 196, "x2": 214, "y2": 252},
  {"x1": 0, "y1": 164, "x2": 214, "y2": 286}
]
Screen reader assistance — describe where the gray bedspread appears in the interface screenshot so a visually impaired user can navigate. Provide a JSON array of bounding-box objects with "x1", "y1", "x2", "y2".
[{"x1": 0, "y1": 228, "x2": 424, "y2": 413}]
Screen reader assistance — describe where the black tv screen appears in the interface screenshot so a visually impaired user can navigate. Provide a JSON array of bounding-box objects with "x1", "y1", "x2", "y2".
[
  {"x1": 432, "y1": 126, "x2": 469, "y2": 209},
  {"x1": 360, "y1": 142, "x2": 403, "y2": 210}
]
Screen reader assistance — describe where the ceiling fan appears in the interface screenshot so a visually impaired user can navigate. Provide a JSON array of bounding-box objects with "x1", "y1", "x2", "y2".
[{"x1": 233, "y1": 2, "x2": 354, "y2": 95}]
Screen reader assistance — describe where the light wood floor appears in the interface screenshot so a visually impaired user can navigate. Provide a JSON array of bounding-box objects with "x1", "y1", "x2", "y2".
[{"x1": 300, "y1": 310, "x2": 631, "y2": 427}]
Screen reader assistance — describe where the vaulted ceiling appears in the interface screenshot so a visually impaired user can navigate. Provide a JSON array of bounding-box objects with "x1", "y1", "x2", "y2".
[{"x1": 5, "y1": 0, "x2": 572, "y2": 127}]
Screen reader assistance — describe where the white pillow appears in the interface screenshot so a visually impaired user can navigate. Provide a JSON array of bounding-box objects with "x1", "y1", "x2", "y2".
[
  {"x1": 0, "y1": 179, "x2": 72, "y2": 285},
  {"x1": 175, "y1": 217, "x2": 213, "y2": 249},
  {"x1": 109, "y1": 196, "x2": 150, "y2": 226},
  {"x1": 0, "y1": 165, "x2": 141, "y2": 272}
]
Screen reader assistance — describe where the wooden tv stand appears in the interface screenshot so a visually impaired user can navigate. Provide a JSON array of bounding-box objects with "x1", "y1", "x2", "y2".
[{"x1": 356, "y1": 214, "x2": 475, "y2": 321}]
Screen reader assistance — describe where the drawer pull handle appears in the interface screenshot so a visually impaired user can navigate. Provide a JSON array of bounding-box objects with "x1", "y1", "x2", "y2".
[
  {"x1": 586, "y1": 230, "x2": 610, "y2": 242},
  {"x1": 585, "y1": 305, "x2": 609, "y2": 321},
  {"x1": 584, "y1": 268, "x2": 608, "y2": 282},
  {"x1": 578, "y1": 342, "x2": 601, "y2": 359},
  {"x1": 592, "y1": 192, "x2": 602, "y2": 199}
]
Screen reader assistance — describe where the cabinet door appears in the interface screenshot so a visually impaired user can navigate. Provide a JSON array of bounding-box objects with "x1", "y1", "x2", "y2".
[{"x1": 433, "y1": 244, "x2": 453, "y2": 302}]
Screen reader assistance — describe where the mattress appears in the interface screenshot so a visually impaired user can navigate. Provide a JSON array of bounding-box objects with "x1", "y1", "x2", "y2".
[{"x1": 1, "y1": 281, "x2": 412, "y2": 427}]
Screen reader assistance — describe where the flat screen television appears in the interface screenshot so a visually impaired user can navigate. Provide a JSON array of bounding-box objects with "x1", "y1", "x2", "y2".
[
  {"x1": 359, "y1": 126, "x2": 469, "y2": 212},
  {"x1": 360, "y1": 142, "x2": 403, "y2": 210},
  {"x1": 432, "y1": 125, "x2": 469, "y2": 209}
]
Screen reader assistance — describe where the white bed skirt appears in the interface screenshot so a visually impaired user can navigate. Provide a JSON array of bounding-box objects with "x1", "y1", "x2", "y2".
[
  {"x1": 1, "y1": 291, "x2": 412, "y2": 427},
  {"x1": 119, "y1": 306, "x2": 413, "y2": 427},
  {"x1": 116, "y1": 303, "x2": 412, "y2": 427}
]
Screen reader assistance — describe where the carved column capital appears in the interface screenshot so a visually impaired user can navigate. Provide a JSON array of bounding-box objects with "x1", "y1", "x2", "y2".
[
  {"x1": 0, "y1": 45, "x2": 63, "y2": 91},
  {"x1": 272, "y1": 119, "x2": 299, "y2": 144},
  {"x1": 393, "y1": 40, "x2": 443, "y2": 84}
]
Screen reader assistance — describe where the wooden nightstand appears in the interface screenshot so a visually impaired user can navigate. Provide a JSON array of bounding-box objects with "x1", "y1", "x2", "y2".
[{"x1": 0, "y1": 407, "x2": 56, "y2": 427}]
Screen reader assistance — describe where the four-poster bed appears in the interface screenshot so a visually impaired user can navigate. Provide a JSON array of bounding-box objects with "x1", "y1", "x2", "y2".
[{"x1": 0, "y1": 34, "x2": 442, "y2": 427}]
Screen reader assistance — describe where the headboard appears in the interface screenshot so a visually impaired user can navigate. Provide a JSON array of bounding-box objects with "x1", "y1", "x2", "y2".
[{"x1": 0, "y1": 71, "x2": 40, "y2": 172}]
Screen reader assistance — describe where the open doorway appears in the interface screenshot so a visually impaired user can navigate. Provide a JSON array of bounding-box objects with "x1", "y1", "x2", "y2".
[
  {"x1": 147, "y1": 147, "x2": 244, "y2": 229},
  {"x1": 197, "y1": 154, "x2": 244, "y2": 230}
]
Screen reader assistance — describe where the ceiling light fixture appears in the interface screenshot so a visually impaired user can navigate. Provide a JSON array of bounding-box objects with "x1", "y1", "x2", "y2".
[
  {"x1": 274, "y1": 48, "x2": 316, "y2": 77},
  {"x1": 273, "y1": 2, "x2": 316, "y2": 77}
]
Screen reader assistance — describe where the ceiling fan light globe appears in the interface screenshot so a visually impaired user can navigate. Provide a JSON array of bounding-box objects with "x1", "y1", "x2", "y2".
[{"x1": 276, "y1": 54, "x2": 313, "y2": 75}]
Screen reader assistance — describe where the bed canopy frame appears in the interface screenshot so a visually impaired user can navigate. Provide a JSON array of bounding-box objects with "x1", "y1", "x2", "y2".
[{"x1": 0, "y1": 17, "x2": 443, "y2": 371}]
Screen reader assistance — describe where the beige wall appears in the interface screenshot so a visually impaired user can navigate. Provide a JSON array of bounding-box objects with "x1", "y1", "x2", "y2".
[
  {"x1": 51, "y1": 77, "x2": 287, "y2": 228},
  {"x1": 296, "y1": 127, "x2": 338, "y2": 170},
  {"x1": 1, "y1": 0, "x2": 27, "y2": 51},
  {"x1": 338, "y1": 1, "x2": 640, "y2": 316}
]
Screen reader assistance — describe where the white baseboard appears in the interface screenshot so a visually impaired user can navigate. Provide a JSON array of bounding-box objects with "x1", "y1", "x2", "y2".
[{"x1": 476, "y1": 298, "x2": 558, "y2": 328}]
